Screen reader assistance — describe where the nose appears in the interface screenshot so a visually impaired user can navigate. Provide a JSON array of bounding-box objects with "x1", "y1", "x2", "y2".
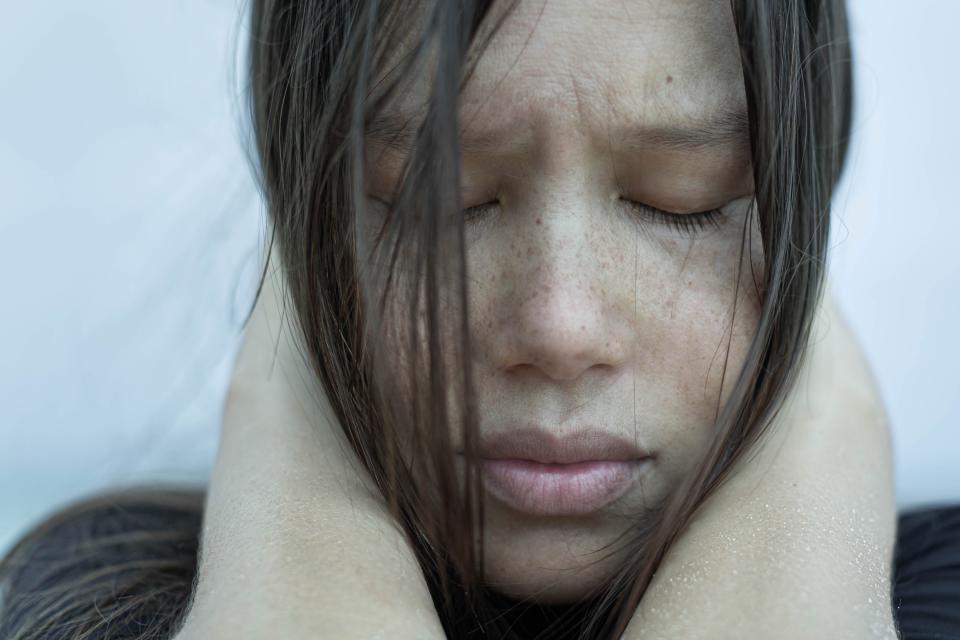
[
  {"x1": 487, "y1": 205, "x2": 632, "y2": 385},
  {"x1": 507, "y1": 284, "x2": 620, "y2": 382}
]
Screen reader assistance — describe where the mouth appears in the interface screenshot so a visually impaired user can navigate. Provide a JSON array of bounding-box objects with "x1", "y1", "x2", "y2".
[
  {"x1": 459, "y1": 426, "x2": 653, "y2": 517},
  {"x1": 479, "y1": 458, "x2": 650, "y2": 516}
]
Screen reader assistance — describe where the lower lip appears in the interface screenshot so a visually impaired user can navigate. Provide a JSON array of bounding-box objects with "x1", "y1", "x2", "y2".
[{"x1": 480, "y1": 458, "x2": 649, "y2": 516}]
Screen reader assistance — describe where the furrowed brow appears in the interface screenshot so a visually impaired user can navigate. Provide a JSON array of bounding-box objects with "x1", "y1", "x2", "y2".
[
  {"x1": 367, "y1": 107, "x2": 751, "y2": 155},
  {"x1": 365, "y1": 110, "x2": 535, "y2": 156},
  {"x1": 365, "y1": 111, "x2": 422, "y2": 151},
  {"x1": 617, "y1": 108, "x2": 751, "y2": 152}
]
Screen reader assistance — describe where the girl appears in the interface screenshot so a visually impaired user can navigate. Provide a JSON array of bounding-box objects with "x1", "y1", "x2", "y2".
[{"x1": 2, "y1": 0, "x2": 958, "y2": 638}]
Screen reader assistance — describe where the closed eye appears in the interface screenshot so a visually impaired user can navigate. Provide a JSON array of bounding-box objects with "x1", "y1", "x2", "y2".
[
  {"x1": 619, "y1": 198, "x2": 724, "y2": 236},
  {"x1": 461, "y1": 198, "x2": 725, "y2": 237},
  {"x1": 462, "y1": 201, "x2": 499, "y2": 221}
]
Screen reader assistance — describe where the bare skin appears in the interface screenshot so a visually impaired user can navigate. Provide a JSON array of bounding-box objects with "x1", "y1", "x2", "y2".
[
  {"x1": 623, "y1": 291, "x2": 898, "y2": 638},
  {"x1": 366, "y1": 0, "x2": 761, "y2": 602},
  {"x1": 174, "y1": 258, "x2": 897, "y2": 639},
  {"x1": 176, "y1": 1, "x2": 897, "y2": 635},
  {"x1": 175, "y1": 260, "x2": 447, "y2": 639}
]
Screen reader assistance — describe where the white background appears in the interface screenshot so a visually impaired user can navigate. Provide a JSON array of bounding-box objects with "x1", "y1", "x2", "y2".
[{"x1": 1, "y1": 1, "x2": 957, "y2": 554}]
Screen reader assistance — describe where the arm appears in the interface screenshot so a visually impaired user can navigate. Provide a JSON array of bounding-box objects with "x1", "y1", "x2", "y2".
[
  {"x1": 623, "y1": 294, "x2": 898, "y2": 639},
  {"x1": 177, "y1": 262, "x2": 895, "y2": 639},
  {"x1": 173, "y1": 258, "x2": 446, "y2": 640}
]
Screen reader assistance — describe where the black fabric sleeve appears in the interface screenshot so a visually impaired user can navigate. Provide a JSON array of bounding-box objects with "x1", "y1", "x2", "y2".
[{"x1": 892, "y1": 504, "x2": 960, "y2": 640}]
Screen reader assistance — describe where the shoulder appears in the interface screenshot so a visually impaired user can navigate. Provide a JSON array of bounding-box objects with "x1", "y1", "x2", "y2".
[{"x1": 0, "y1": 488, "x2": 204, "y2": 640}]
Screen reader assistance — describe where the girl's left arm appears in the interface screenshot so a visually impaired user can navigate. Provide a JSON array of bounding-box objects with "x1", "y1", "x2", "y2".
[{"x1": 624, "y1": 294, "x2": 899, "y2": 640}]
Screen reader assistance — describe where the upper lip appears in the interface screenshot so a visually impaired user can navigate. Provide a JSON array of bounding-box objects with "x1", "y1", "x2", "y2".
[{"x1": 471, "y1": 425, "x2": 651, "y2": 464}]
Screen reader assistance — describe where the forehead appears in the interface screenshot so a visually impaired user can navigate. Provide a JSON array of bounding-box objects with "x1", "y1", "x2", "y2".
[{"x1": 379, "y1": 0, "x2": 746, "y2": 150}]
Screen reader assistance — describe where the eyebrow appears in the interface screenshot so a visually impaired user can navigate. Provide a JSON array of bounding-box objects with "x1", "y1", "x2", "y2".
[
  {"x1": 365, "y1": 112, "x2": 427, "y2": 151},
  {"x1": 619, "y1": 108, "x2": 751, "y2": 152},
  {"x1": 366, "y1": 106, "x2": 751, "y2": 155}
]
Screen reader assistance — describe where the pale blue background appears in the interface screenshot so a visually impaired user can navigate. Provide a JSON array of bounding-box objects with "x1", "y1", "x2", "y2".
[{"x1": 1, "y1": 1, "x2": 957, "y2": 554}]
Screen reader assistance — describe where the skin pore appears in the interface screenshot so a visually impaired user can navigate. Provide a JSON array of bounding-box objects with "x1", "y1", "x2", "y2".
[
  {"x1": 363, "y1": 0, "x2": 760, "y2": 603},
  {"x1": 174, "y1": 0, "x2": 898, "y2": 637},
  {"x1": 177, "y1": 262, "x2": 897, "y2": 640}
]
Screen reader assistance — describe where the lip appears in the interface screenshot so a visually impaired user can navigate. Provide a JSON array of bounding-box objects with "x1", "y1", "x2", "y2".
[
  {"x1": 463, "y1": 427, "x2": 653, "y2": 516},
  {"x1": 476, "y1": 427, "x2": 651, "y2": 464}
]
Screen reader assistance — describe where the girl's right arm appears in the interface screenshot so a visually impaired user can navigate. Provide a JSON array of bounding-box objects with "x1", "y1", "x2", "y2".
[{"x1": 172, "y1": 258, "x2": 446, "y2": 639}]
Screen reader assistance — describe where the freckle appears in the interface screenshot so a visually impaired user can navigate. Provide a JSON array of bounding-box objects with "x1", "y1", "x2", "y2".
[
  {"x1": 535, "y1": 217, "x2": 542, "y2": 225},
  {"x1": 666, "y1": 75, "x2": 673, "y2": 84}
]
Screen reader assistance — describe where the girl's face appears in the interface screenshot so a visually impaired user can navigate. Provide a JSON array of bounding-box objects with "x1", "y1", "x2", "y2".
[{"x1": 365, "y1": 0, "x2": 761, "y2": 603}]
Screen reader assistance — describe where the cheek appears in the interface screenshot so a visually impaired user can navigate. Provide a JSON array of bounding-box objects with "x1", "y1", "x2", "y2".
[
  {"x1": 364, "y1": 241, "x2": 473, "y2": 458},
  {"x1": 366, "y1": 212, "x2": 764, "y2": 602},
  {"x1": 654, "y1": 238, "x2": 760, "y2": 402},
  {"x1": 633, "y1": 220, "x2": 763, "y2": 481}
]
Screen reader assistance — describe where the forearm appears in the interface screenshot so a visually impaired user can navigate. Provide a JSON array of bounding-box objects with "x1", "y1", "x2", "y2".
[
  {"x1": 178, "y1": 451, "x2": 444, "y2": 639},
  {"x1": 174, "y1": 262, "x2": 445, "y2": 640},
  {"x1": 624, "y1": 300, "x2": 898, "y2": 640},
  {"x1": 178, "y1": 453, "x2": 443, "y2": 639}
]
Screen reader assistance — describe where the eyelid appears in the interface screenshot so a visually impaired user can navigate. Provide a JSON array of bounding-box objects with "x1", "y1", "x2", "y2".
[
  {"x1": 623, "y1": 199, "x2": 719, "y2": 217},
  {"x1": 462, "y1": 200, "x2": 500, "y2": 228},
  {"x1": 462, "y1": 199, "x2": 499, "y2": 212},
  {"x1": 368, "y1": 195, "x2": 499, "y2": 230},
  {"x1": 385, "y1": 194, "x2": 731, "y2": 237},
  {"x1": 620, "y1": 198, "x2": 724, "y2": 235}
]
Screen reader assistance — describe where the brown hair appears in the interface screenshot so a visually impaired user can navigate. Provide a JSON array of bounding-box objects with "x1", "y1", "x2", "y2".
[
  {"x1": 0, "y1": 488, "x2": 203, "y2": 639},
  {"x1": 0, "y1": 0, "x2": 852, "y2": 638}
]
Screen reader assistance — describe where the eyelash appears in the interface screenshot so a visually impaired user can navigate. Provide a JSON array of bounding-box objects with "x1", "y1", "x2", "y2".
[
  {"x1": 461, "y1": 199, "x2": 724, "y2": 236},
  {"x1": 461, "y1": 202, "x2": 499, "y2": 222},
  {"x1": 620, "y1": 199, "x2": 724, "y2": 235}
]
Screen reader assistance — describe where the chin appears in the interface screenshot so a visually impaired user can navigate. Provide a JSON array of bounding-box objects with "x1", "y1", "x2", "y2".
[
  {"x1": 479, "y1": 516, "x2": 633, "y2": 605},
  {"x1": 485, "y1": 571, "x2": 610, "y2": 605}
]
